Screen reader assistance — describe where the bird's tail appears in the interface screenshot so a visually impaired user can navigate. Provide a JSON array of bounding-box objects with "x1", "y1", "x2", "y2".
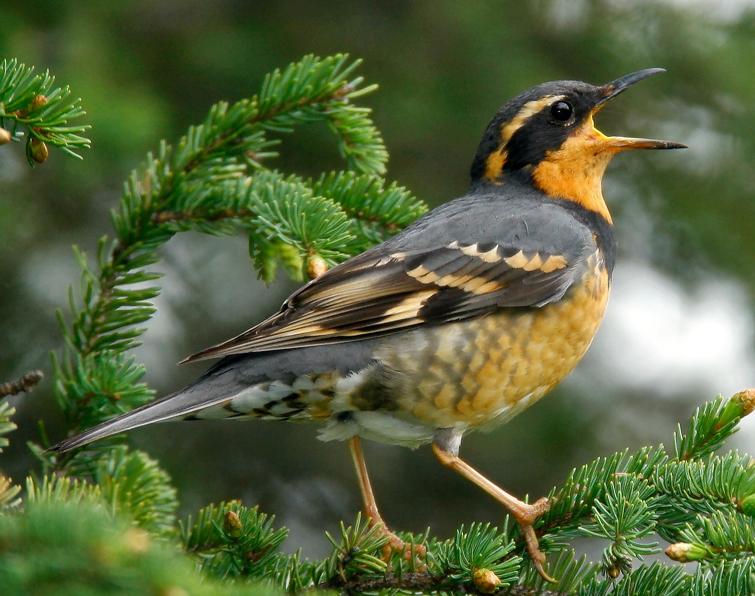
[{"x1": 49, "y1": 362, "x2": 245, "y2": 453}]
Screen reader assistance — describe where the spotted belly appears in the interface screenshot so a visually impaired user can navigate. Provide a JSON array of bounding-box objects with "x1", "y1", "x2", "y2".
[
  {"x1": 370, "y1": 254, "x2": 610, "y2": 430},
  {"x1": 190, "y1": 254, "x2": 609, "y2": 446}
]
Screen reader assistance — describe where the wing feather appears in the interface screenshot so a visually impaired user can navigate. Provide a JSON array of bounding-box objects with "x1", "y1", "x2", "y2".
[{"x1": 182, "y1": 237, "x2": 584, "y2": 363}]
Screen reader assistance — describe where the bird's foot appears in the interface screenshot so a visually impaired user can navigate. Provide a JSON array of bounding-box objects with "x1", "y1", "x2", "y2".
[
  {"x1": 511, "y1": 497, "x2": 555, "y2": 583},
  {"x1": 371, "y1": 522, "x2": 427, "y2": 564}
]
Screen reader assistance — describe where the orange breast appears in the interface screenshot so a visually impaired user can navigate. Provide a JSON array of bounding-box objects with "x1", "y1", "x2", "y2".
[{"x1": 378, "y1": 252, "x2": 610, "y2": 428}]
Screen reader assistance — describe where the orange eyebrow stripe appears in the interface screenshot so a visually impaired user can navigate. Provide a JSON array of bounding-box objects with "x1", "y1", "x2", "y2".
[
  {"x1": 499, "y1": 95, "x2": 565, "y2": 146},
  {"x1": 483, "y1": 94, "x2": 566, "y2": 183}
]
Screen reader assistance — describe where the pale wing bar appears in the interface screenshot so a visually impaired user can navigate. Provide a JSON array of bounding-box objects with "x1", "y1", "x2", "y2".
[{"x1": 182, "y1": 242, "x2": 576, "y2": 362}]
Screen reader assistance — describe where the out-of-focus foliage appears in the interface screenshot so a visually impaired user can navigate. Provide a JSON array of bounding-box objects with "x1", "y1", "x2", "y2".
[{"x1": 0, "y1": 500, "x2": 276, "y2": 596}]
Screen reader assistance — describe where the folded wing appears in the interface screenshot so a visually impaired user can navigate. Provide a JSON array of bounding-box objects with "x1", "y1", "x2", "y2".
[{"x1": 183, "y1": 239, "x2": 583, "y2": 362}]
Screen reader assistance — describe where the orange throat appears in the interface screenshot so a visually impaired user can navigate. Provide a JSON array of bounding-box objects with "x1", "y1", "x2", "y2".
[
  {"x1": 530, "y1": 118, "x2": 615, "y2": 224},
  {"x1": 531, "y1": 156, "x2": 613, "y2": 223}
]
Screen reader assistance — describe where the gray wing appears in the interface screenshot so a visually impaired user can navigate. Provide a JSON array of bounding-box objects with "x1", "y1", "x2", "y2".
[{"x1": 185, "y1": 194, "x2": 595, "y2": 361}]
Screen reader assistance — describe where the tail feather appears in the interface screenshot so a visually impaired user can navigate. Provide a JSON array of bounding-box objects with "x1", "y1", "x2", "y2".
[
  {"x1": 50, "y1": 341, "x2": 376, "y2": 453},
  {"x1": 49, "y1": 367, "x2": 243, "y2": 452}
]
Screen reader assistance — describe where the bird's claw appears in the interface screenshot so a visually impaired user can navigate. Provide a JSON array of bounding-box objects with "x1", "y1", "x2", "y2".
[
  {"x1": 514, "y1": 497, "x2": 556, "y2": 583},
  {"x1": 372, "y1": 523, "x2": 427, "y2": 565}
]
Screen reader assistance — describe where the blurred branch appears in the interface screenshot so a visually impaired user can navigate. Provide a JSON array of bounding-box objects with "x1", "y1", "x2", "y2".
[
  {"x1": 0, "y1": 59, "x2": 90, "y2": 163},
  {"x1": 0, "y1": 370, "x2": 43, "y2": 398}
]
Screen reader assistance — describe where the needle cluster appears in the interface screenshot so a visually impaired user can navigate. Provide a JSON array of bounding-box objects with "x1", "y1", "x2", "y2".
[{"x1": 0, "y1": 58, "x2": 90, "y2": 163}]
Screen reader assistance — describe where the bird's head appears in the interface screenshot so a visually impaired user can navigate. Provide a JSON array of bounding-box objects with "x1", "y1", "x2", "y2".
[{"x1": 470, "y1": 68, "x2": 685, "y2": 223}]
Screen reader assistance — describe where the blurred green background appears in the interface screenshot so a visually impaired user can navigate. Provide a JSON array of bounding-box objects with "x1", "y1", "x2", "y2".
[{"x1": 1, "y1": 1, "x2": 753, "y2": 555}]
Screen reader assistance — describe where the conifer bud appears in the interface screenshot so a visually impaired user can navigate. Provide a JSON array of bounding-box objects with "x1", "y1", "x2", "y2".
[
  {"x1": 307, "y1": 254, "x2": 328, "y2": 279},
  {"x1": 665, "y1": 542, "x2": 707, "y2": 562},
  {"x1": 472, "y1": 568, "x2": 501, "y2": 593},
  {"x1": 30, "y1": 94, "x2": 48, "y2": 110},
  {"x1": 30, "y1": 138, "x2": 49, "y2": 163},
  {"x1": 732, "y1": 388, "x2": 755, "y2": 417},
  {"x1": 224, "y1": 510, "x2": 243, "y2": 537},
  {"x1": 0, "y1": 127, "x2": 11, "y2": 145}
]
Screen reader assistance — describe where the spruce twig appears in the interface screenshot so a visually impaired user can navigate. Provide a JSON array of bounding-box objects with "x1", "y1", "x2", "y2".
[{"x1": 0, "y1": 59, "x2": 90, "y2": 163}]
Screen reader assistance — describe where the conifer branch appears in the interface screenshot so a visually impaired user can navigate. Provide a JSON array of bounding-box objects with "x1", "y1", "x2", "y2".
[{"x1": 674, "y1": 391, "x2": 753, "y2": 460}]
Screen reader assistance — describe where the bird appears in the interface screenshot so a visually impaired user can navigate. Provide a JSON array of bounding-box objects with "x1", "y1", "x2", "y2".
[{"x1": 51, "y1": 68, "x2": 685, "y2": 581}]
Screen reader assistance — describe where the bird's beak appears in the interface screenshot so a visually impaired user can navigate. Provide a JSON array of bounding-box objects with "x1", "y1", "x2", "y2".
[{"x1": 593, "y1": 68, "x2": 687, "y2": 152}]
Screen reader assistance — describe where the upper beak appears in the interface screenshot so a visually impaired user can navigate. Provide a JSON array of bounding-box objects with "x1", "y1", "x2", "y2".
[{"x1": 594, "y1": 68, "x2": 687, "y2": 151}]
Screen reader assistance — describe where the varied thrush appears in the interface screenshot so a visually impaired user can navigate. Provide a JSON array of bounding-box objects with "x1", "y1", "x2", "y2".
[{"x1": 52, "y1": 68, "x2": 685, "y2": 580}]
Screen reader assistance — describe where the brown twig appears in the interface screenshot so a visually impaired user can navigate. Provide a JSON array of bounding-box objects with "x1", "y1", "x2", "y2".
[
  {"x1": 151, "y1": 207, "x2": 256, "y2": 224},
  {"x1": 0, "y1": 370, "x2": 43, "y2": 398}
]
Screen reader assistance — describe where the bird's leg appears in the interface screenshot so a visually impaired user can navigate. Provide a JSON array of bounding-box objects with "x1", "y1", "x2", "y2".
[
  {"x1": 348, "y1": 436, "x2": 425, "y2": 561},
  {"x1": 431, "y1": 442, "x2": 555, "y2": 583},
  {"x1": 348, "y1": 436, "x2": 387, "y2": 527}
]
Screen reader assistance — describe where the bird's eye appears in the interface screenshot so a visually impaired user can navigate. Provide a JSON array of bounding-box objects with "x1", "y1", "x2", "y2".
[{"x1": 550, "y1": 101, "x2": 573, "y2": 122}]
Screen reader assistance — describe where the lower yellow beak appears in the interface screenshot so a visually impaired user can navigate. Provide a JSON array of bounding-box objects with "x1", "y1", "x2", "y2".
[{"x1": 604, "y1": 136, "x2": 687, "y2": 151}]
